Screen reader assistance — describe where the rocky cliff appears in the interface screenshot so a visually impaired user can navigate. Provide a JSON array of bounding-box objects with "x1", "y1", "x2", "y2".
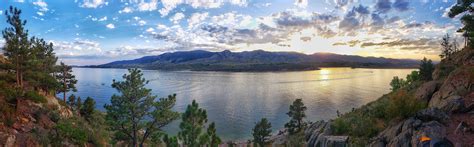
[{"x1": 305, "y1": 48, "x2": 474, "y2": 146}]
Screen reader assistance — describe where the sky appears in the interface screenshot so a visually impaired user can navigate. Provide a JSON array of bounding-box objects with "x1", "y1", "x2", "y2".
[{"x1": 0, "y1": 0, "x2": 464, "y2": 65}]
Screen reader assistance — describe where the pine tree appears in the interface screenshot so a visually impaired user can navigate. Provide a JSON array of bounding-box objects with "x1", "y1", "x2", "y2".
[
  {"x1": 440, "y1": 34, "x2": 453, "y2": 59},
  {"x1": 104, "y1": 68, "x2": 179, "y2": 147},
  {"x1": 178, "y1": 100, "x2": 208, "y2": 147},
  {"x1": 80, "y1": 97, "x2": 95, "y2": 121},
  {"x1": 163, "y1": 135, "x2": 179, "y2": 147},
  {"x1": 419, "y1": 57, "x2": 434, "y2": 81},
  {"x1": 448, "y1": 0, "x2": 474, "y2": 48},
  {"x1": 252, "y1": 118, "x2": 272, "y2": 147},
  {"x1": 76, "y1": 97, "x2": 82, "y2": 115},
  {"x1": 55, "y1": 62, "x2": 77, "y2": 102},
  {"x1": 2, "y1": 6, "x2": 31, "y2": 88},
  {"x1": 285, "y1": 99, "x2": 307, "y2": 134},
  {"x1": 206, "y1": 122, "x2": 221, "y2": 147},
  {"x1": 67, "y1": 94, "x2": 76, "y2": 107},
  {"x1": 28, "y1": 37, "x2": 58, "y2": 94}
]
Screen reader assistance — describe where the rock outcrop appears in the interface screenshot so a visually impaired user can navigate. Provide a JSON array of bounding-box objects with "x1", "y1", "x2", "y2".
[{"x1": 369, "y1": 108, "x2": 452, "y2": 147}]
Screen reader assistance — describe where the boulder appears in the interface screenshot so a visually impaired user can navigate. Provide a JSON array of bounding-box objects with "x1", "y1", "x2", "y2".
[
  {"x1": 429, "y1": 66, "x2": 474, "y2": 113},
  {"x1": 415, "y1": 81, "x2": 440, "y2": 103}
]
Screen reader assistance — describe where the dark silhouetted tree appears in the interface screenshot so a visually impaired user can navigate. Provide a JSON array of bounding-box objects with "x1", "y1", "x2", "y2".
[
  {"x1": 419, "y1": 57, "x2": 434, "y2": 81},
  {"x1": 285, "y1": 99, "x2": 307, "y2": 134},
  {"x1": 252, "y1": 118, "x2": 272, "y2": 147},
  {"x1": 104, "y1": 68, "x2": 179, "y2": 147},
  {"x1": 55, "y1": 62, "x2": 77, "y2": 102},
  {"x1": 448, "y1": 0, "x2": 474, "y2": 47},
  {"x1": 440, "y1": 34, "x2": 454, "y2": 59},
  {"x1": 178, "y1": 100, "x2": 208, "y2": 147}
]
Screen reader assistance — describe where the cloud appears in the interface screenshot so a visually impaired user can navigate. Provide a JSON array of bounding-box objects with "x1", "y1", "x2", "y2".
[
  {"x1": 138, "y1": 20, "x2": 147, "y2": 26},
  {"x1": 33, "y1": 0, "x2": 48, "y2": 12},
  {"x1": 393, "y1": 0, "x2": 409, "y2": 11},
  {"x1": 334, "y1": 0, "x2": 356, "y2": 10},
  {"x1": 79, "y1": 0, "x2": 107, "y2": 8},
  {"x1": 119, "y1": 7, "x2": 133, "y2": 13},
  {"x1": 106, "y1": 23, "x2": 115, "y2": 29},
  {"x1": 98, "y1": 16, "x2": 107, "y2": 21},
  {"x1": 170, "y1": 12, "x2": 185, "y2": 24},
  {"x1": 158, "y1": 0, "x2": 249, "y2": 16},
  {"x1": 188, "y1": 12, "x2": 209, "y2": 28},
  {"x1": 138, "y1": 0, "x2": 158, "y2": 11},
  {"x1": 375, "y1": 0, "x2": 392, "y2": 13},
  {"x1": 294, "y1": 0, "x2": 308, "y2": 8},
  {"x1": 338, "y1": 5, "x2": 369, "y2": 33}
]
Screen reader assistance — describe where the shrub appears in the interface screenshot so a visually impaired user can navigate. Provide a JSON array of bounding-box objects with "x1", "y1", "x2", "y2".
[
  {"x1": 24, "y1": 90, "x2": 47, "y2": 103},
  {"x1": 55, "y1": 119, "x2": 88, "y2": 144},
  {"x1": 386, "y1": 90, "x2": 426, "y2": 119}
]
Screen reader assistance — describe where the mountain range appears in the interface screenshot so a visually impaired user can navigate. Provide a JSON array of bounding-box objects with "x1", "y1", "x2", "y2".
[{"x1": 89, "y1": 50, "x2": 419, "y2": 71}]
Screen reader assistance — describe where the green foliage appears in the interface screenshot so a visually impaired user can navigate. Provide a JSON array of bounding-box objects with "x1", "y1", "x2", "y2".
[
  {"x1": 163, "y1": 135, "x2": 179, "y2": 147},
  {"x1": 104, "y1": 68, "x2": 179, "y2": 146},
  {"x1": 24, "y1": 90, "x2": 47, "y2": 103},
  {"x1": 390, "y1": 76, "x2": 405, "y2": 91},
  {"x1": 287, "y1": 130, "x2": 305, "y2": 146},
  {"x1": 2, "y1": 6, "x2": 30, "y2": 87},
  {"x1": 386, "y1": 90, "x2": 427, "y2": 119},
  {"x1": 206, "y1": 122, "x2": 221, "y2": 147},
  {"x1": 252, "y1": 118, "x2": 272, "y2": 147},
  {"x1": 54, "y1": 119, "x2": 88, "y2": 144},
  {"x1": 55, "y1": 62, "x2": 77, "y2": 102},
  {"x1": 440, "y1": 34, "x2": 456, "y2": 59},
  {"x1": 178, "y1": 100, "x2": 208, "y2": 147},
  {"x1": 80, "y1": 97, "x2": 95, "y2": 121},
  {"x1": 448, "y1": 0, "x2": 474, "y2": 47},
  {"x1": 67, "y1": 94, "x2": 76, "y2": 107},
  {"x1": 285, "y1": 99, "x2": 307, "y2": 134},
  {"x1": 419, "y1": 57, "x2": 434, "y2": 81}
]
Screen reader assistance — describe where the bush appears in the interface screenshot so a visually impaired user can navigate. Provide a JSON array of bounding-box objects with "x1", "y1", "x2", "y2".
[
  {"x1": 24, "y1": 90, "x2": 47, "y2": 103},
  {"x1": 55, "y1": 119, "x2": 88, "y2": 144},
  {"x1": 386, "y1": 90, "x2": 426, "y2": 119}
]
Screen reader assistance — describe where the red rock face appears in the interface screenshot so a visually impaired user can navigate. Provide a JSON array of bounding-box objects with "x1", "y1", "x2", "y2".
[{"x1": 445, "y1": 113, "x2": 474, "y2": 146}]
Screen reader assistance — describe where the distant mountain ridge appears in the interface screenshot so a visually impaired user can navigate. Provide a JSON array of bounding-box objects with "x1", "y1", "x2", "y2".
[{"x1": 90, "y1": 50, "x2": 419, "y2": 71}]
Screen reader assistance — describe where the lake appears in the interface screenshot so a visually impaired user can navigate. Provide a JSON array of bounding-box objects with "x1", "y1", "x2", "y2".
[{"x1": 68, "y1": 67, "x2": 414, "y2": 141}]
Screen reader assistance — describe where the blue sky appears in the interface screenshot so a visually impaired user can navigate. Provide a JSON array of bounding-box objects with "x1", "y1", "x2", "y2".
[{"x1": 0, "y1": 0, "x2": 463, "y2": 65}]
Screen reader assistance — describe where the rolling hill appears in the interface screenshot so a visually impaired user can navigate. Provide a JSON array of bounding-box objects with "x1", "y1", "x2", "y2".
[{"x1": 89, "y1": 50, "x2": 419, "y2": 71}]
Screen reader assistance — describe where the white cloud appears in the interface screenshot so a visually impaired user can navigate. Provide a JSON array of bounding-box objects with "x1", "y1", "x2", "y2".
[
  {"x1": 98, "y1": 16, "x2": 107, "y2": 21},
  {"x1": 146, "y1": 27, "x2": 155, "y2": 33},
  {"x1": 79, "y1": 0, "x2": 107, "y2": 8},
  {"x1": 138, "y1": 0, "x2": 158, "y2": 11},
  {"x1": 37, "y1": 12, "x2": 44, "y2": 16},
  {"x1": 33, "y1": 0, "x2": 48, "y2": 12},
  {"x1": 158, "y1": 0, "x2": 248, "y2": 17},
  {"x1": 14, "y1": 0, "x2": 24, "y2": 3},
  {"x1": 170, "y1": 12, "x2": 185, "y2": 24},
  {"x1": 106, "y1": 23, "x2": 115, "y2": 29},
  {"x1": 188, "y1": 12, "x2": 209, "y2": 28},
  {"x1": 294, "y1": 0, "x2": 308, "y2": 8},
  {"x1": 138, "y1": 20, "x2": 147, "y2": 26},
  {"x1": 119, "y1": 7, "x2": 133, "y2": 13}
]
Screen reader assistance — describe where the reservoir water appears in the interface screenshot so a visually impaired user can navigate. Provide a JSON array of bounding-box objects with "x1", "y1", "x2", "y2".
[{"x1": 69, "y1": 67, "x2": 414, "y2": 140}]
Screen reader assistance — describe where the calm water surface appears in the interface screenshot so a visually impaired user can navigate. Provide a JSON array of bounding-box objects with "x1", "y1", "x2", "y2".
[{"x1": 69, "y1": 67, "x2": 414, "y2": 140}]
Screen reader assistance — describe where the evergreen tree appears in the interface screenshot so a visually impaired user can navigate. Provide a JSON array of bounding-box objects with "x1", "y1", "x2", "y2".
[
  {"x1": 80, "y1": 97, "x2": 95, "y2": 121},
  {"x1": 29, "y1": 37, "x2": 58, "y2": 94},
  {"x1": 440, "y1": 34, "x2": 453, "y2": 59},
  {"x1": 67, "y1": 94, "x2": 76, "y2": 107},
  {"x1": 104, "y1": 68, "x2": 179, "y2": 147},
  {"x1": 2, "y1": 6, "x2": 31, "y2": 88},
  {"x1": 448, "y1": 0, "x2": 474, "y2": 47},
  {"x1": 419, "y1": 57, "x2": 434, "y2": 81},
  {"x1": 285, "y1": 99, "x2": 307, "y2": 134},
  {"x1": 178, "y1": 100, "x2": 208, "y2": 147},
  {"x1": 55, "y1": 62, "x2": 77, "y2": 102},
  {"x1": 252, "y1": 118, "x2": 272, "y2": 147},
  {"x1": 206, "y1": 122, "x2": 221, "y2": 147},
  {"x1": 76, "y1": 97, "x2": 82, "y2": 115},
  {"x1": 163, "y1": 135, "x2": 179, "y2": 147}
]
